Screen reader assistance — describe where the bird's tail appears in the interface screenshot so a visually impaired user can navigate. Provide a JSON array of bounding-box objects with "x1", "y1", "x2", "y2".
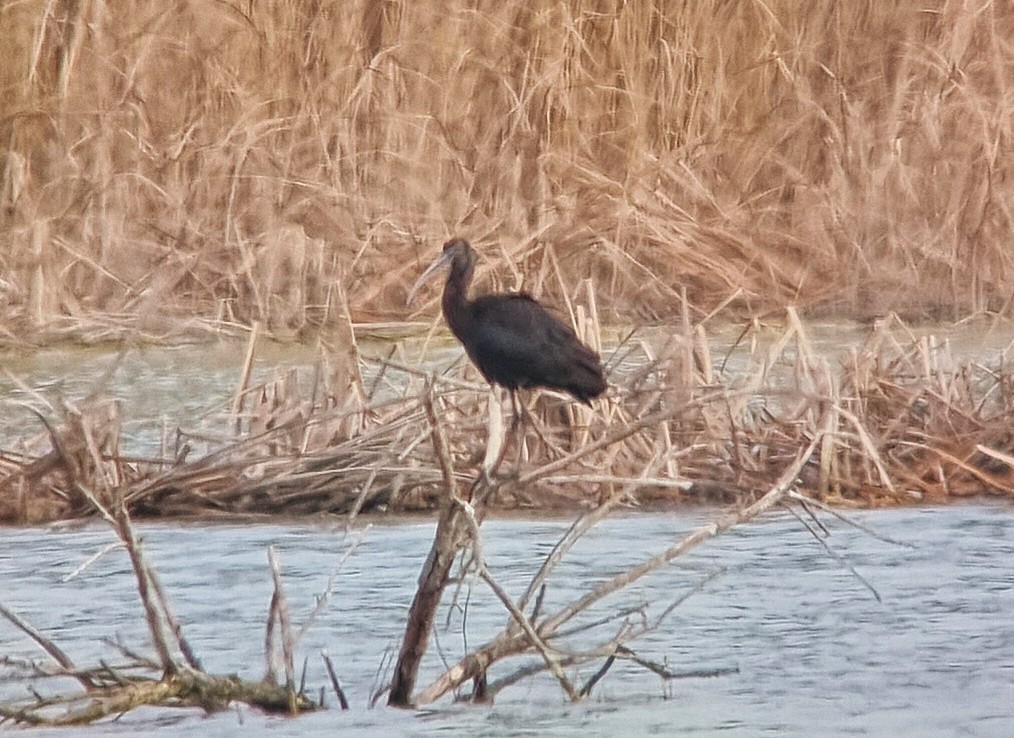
[{"x1": 566, "y1": 349, "x2": 607, "y2": 404}]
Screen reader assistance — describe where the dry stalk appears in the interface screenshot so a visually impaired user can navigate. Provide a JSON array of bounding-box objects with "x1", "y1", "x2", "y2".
[
  {"x1": 266, "y1": 546, "x2": 297, "y2": 696},
  {"x1": 2, "y1": 1, "x2": 1011, "y2": 338},
  {"x1": 5, "y1": 313, "x2": 1014, "y2": 521},
  {"x1": 113, "y1": 505, "x2": 177, "y2": 676},
  {"x1": 834, "y1": 405, "x2": 898, "y2": 494},
  {"x1": 231, "y1": 321, "x2": 261, "y2": 435}
]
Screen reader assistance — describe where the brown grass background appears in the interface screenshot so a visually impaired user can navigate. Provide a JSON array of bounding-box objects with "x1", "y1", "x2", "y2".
[{"x1": 1, "y1": 0, "x2": 1012, "y2": 340}]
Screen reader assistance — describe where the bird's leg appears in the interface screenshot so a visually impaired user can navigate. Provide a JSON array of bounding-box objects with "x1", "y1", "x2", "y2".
[
  {"x1": 506, "y1": 391, "x2": 569, "y2": 467},
  {"x1": 508, "y1": 390, "x2": 523, "y2": 436},
  {"x1": 474, "y1": 388, "x2": 511, "y2": 499},
  {"x1": 506, "y1": 389, "x2": 529, "y2": 470},
  {"x1": 515, "y1": 392, "x2": 570, "y2": 460}
]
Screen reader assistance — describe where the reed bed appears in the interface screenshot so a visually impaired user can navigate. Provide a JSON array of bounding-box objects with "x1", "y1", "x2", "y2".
[
  {"x1": 2, "y1": 1, "x2": 1013, "y2": 345},
  {"x1": 2, "y1": 307, "x2": 1013, "y2": 524}
]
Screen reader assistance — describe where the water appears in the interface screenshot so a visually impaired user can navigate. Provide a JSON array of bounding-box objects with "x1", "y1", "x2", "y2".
[
  {"x1": 0, "y1": 341, "x2": 325, "y2": 457},
  {"x1": 2, "y1": 505, "x2": 1013, "y2": 736},
  {"x1": 0, "y1": 338, "x2": 465, "y2": 457}
]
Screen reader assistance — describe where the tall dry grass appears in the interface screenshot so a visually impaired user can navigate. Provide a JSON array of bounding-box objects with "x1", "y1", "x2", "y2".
[{"x1": 1, "y1": 0, "x2": 1012, "y2": 340}]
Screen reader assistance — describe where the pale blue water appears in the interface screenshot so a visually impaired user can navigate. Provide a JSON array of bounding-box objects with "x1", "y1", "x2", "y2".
[{"x1": 2, "y1": 505, "x2": 1012, "y2": 736}]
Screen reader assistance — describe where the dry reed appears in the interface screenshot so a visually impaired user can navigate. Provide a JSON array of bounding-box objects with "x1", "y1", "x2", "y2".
[
  {"x1": 2, "y1": 1, "x2": 1013, "y2": 345},
  {"x1": 2, "y1": 307, "x2": 1013, "y2": 524}
]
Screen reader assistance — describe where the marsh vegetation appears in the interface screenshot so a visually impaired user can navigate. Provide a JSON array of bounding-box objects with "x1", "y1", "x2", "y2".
[
  {"x1": 2, "y1": 1, "x2": 1012, "y2": 341},
  {"x1": 2, "y1": 0, "x2": 1013, "y2": 728}
]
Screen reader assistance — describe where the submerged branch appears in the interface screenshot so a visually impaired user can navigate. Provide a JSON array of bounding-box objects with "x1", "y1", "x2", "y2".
[{"x1": 0, "y1": 602, "x2": 93, "y2": 690}]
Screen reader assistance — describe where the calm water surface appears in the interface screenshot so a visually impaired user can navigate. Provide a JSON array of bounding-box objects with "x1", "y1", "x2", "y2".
[{"x1": 2, "y1": 505, "x2": 1013, "y2": 737}]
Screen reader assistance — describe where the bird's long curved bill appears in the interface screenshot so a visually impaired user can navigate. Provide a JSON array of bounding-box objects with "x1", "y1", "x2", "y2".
[{"x1": 406, "y1": 251, "x2": 452, "y2": 305}]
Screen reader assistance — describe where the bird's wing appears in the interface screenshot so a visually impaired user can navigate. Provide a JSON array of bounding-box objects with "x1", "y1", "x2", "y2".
[
  {"x1": 469, "y1": 293, "x2": 569, "y2": 349},
  {"x1": 466, "y1": 294, "x2": 597, "y2": 388}
]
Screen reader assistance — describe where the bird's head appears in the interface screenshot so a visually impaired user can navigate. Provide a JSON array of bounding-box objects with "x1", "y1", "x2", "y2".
[{"x1": 407, "y1": 238, "x2": 476, "y2": 305}]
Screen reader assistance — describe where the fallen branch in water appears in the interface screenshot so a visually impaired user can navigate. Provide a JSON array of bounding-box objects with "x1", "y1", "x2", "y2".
[
  {"x1": 0, "y1": 499, "x2": 329, "y2": 726},
  {"x1": 413, "y1": 406, "x2": 833, "y2": 705},
  {"x1": 380, "y1": 312, "x2": 1013, "y2": 706}
]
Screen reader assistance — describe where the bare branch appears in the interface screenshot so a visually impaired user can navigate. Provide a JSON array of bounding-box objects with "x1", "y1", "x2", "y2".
[
  {"x1": 113, "y1": 506, "x2": 176, "y2": 675},
  {"x1": 782, "y1": 503, "x2": 882, "y2": 602},
  {"x1": 267, "y1": 546, "x2": 296, "y2": 691},
  {"x1": 321, "y1": 651, "x2": 349, "y2": 710},
  {"x1": 539, "y1": 415, "x2": 830, "y2": 636},
  {"x1": 416, "y1": 408, "x2": 832, "y2": 705},
  {"x1": 0, "y1": 601, "x2": 93, "y2": 690}
]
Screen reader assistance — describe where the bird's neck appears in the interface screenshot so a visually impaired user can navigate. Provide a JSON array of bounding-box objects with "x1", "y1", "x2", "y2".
[{"x1": 441, "y1": 267, "x2": 473, "y2": 339}]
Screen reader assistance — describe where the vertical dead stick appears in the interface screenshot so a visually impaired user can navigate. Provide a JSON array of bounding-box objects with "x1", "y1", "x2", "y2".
[
  {"x1": 426, "y1": 383, "x2": 459, "y2": 499},
  {"x1": 28, "y1": 220, "x2": 48, "y2": 327},
  {"x1": 480, "y1": 389, "x2": 505, "y2": 479},
  {"x1": 114, "y1": 506, "x2": 176, "y2": 675},
  {"x1": 231, "y1": 320, "x2": 261, "y2": 435},
  {"x1": 267, "y1": 546, "x2": 296, "y2": 692},
  {"x1": 388, "y1": 383, "x2": 470, "y2": 707},
  {"x1": 265, "y1": 587, "x2": 279, "y2": 685},
  {"x1": 321, "y1": 651, "x2": 350, "y2": 710},
  {"x1": 143, "y1": 557, "x2": 203, "y2": 672}
]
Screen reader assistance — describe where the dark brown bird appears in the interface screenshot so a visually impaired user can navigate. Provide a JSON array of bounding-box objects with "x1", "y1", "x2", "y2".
[{"x1": 408, "y1": 238, "x2": 607, "y2": 405}]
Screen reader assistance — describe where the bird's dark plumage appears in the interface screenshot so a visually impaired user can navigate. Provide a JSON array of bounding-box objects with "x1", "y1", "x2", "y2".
[{"x1": 409, "y1": 239, "x2": 607, "y2": 404}]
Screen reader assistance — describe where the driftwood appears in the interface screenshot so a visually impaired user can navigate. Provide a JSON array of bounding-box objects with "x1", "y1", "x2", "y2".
[
  {"x1": 415, "y1": 422, "x2": 830, "y2": 705},
  {"x1": 384, "y1": 368, "x2": 835, "y2": 706},
  {"x1": 0, "y1": 492, "x2": 327, "y2": 725}
]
